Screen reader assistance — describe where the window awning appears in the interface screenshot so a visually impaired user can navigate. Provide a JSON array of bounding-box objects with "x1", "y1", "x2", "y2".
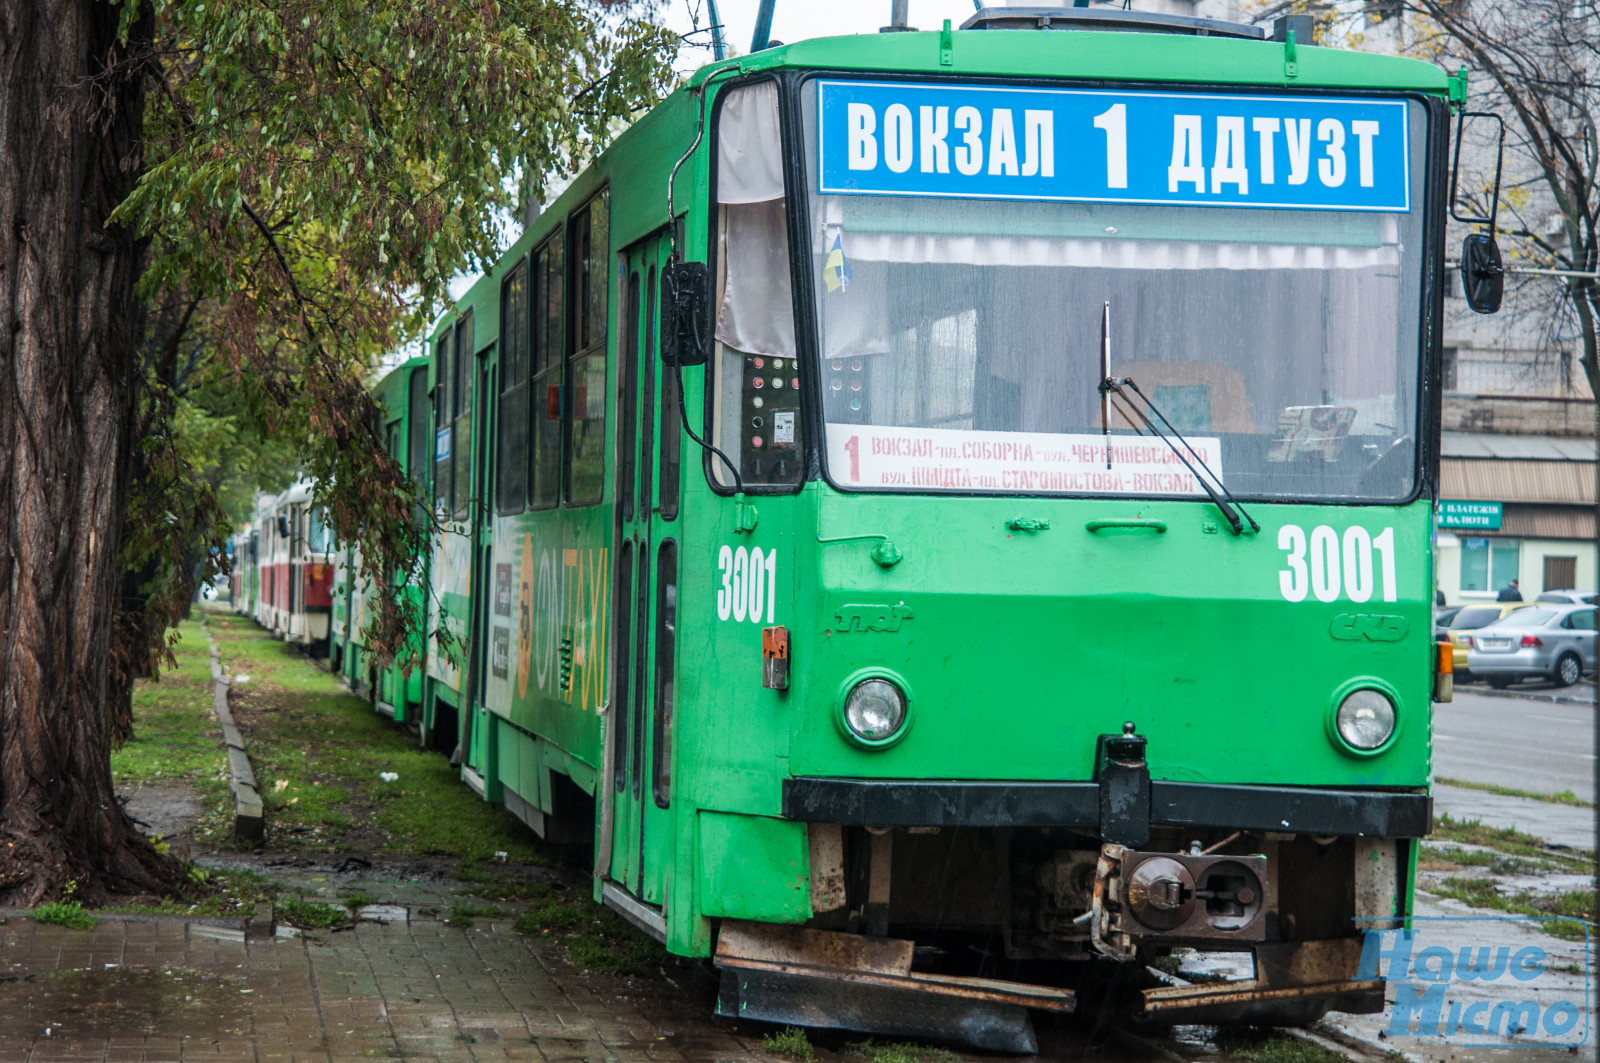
[{"x1": 1440, "y1": 458, "x2": 1596, "y2": 506}]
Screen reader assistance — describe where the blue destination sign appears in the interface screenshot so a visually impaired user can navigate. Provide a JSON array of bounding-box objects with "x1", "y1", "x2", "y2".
[{"x1": 816, "y1": 80, "x2": 1411, "y2": 213}]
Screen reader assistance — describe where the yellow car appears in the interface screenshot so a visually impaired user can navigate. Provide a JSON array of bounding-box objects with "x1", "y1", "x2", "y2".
[{"x1": 1446, "y1": 602, "x2": 1534, "y2": 671}]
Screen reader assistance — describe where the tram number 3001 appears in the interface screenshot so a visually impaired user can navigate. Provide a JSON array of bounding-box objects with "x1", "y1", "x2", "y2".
[
  {"x1": 1278, "y1": 524, "x2": 1398, "y2": 604},
  {"x1": 717, "y1": 545, "x2": 778, "y2": 624}
]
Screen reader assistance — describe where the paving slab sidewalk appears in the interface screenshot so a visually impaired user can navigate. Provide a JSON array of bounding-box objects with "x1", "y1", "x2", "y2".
[
  {"x1": 1434, "y1": 783, "x2": 1596, "y2": 851},
  {"x1": 0, "y1": 908, "x2": 771, "y2": 1063}
]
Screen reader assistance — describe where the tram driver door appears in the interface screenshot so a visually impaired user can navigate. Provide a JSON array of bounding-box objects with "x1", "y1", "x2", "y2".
[{"x1": 603, "y1": 228, "x2": 679, "y2": 931}]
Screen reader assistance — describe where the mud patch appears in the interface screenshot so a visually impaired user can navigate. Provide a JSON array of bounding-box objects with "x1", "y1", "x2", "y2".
[
  {"x1": 122, "y1": 782, "x2": 204, "y2": 840},
  {"x1": 0, "y1": 965, "x2": 250, "y2": 1042}
]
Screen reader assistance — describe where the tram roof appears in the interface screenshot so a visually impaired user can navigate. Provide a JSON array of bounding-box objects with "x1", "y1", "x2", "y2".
[{"x1": 687, "y1": 24, "x2": 1450, "y2": 94}]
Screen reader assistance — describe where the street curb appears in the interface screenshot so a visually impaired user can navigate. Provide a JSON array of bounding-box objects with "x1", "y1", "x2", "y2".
[
  {"x1": 0, "y1": 906, "x2": 252, "y2": 933},
  {"x1": 1455, "y1": 682, "x2": 1596, "y2": 705},
  {"x1": 200, "y1": 616, "x2": 264, "y2": 842}
]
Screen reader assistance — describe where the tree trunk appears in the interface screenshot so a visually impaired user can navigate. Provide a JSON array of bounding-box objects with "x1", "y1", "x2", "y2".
[{"x1": 0, "y1": 0, "x2": 176, "y2": 904}]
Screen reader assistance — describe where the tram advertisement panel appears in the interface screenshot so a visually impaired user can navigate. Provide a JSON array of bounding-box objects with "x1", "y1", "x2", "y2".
[
  {"x1": 816, "y1": 80, "x2": 1411, "y2": 212},
  {"x1": 826, "y1": 422, "x2": 1222, "y2": 495}
]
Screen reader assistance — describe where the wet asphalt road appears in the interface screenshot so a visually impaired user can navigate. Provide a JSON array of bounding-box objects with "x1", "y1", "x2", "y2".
[{"x1": 1433, "y1": 683, "x2": 1596, "y2": 802}]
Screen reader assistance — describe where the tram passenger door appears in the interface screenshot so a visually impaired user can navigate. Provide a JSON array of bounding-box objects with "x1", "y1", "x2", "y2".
[
  {"x1": 465, "y1": 345, "x2": 495, "y2": 779},
  {"x1": 605, "y1": 230, "x2": 675, "y2": 909}
]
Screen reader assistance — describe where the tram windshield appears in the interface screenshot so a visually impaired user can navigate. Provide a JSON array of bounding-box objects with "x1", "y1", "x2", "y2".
[{"x1": 789, "y1": 86, "x2": 1428, "y2": 502}]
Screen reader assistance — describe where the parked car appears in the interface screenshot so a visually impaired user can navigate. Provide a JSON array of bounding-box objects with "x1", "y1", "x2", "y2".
[
  {"x1": 1445, "y1": 602, "x2": 1533, "y2": 672},
  {"x1": 1535, "y1": 589, "x2": 1597, "y2": 606},
  {"x1": 1466, "y1": 605, "x2": 1597, "y2": 688},
  {"x1": 1433, "y1": 605, "x2": 1463, "y2": 642}
]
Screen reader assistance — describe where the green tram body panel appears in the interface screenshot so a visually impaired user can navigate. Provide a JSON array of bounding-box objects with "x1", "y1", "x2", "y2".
[{"x1": 340, "y1": 21, "x2": 1450, "y2": 1024}]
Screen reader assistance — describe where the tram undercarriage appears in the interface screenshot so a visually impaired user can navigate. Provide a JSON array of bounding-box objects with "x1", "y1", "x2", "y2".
[
  {"x1": 715, "y1": 730, "x2": 1425, "y2": 1051},
  {"x1": 716, "y1": 824, "x2": 1406, "y2": 1051}
]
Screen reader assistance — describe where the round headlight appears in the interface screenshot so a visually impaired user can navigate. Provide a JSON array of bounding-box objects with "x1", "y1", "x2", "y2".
[
  {"x1": 1336, "y1": 689, "x2": 1396, "y2": 751},
  {"x1": 843, "y1": 678, "x2": 907, "y2": 744}
]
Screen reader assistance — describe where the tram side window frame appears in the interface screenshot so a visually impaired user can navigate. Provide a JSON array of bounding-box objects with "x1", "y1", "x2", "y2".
[
  {"x1": 451, "y1": 311, "x2": 475, "y2": 521},
  {"x1": 564, "y1": 189, "x2": 609, "y2": 507},
  {"x1": 497, "y1": 256, "x2": 531, "y2": 516},
  {"x1": 433, "y1": 329, "x2": 453, "y2": 515},
  {"x1": 529, "y1": 230, "x2": 566, "y2": 510},
  {"x1": 703, "y1": 77, "x2": 807, "y2": 497},
  {"x1": 408, "y1": 367, "x2": 430, "y2": 516}
]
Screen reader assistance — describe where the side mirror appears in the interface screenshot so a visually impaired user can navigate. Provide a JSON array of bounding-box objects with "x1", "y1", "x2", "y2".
[
  {"x1": 1461, "y1": 233, "x2": 1505, "y2": 315},
  {"x1": 1450, "y1": 105, "x2": 1506, "y2": 315},
  {"x1": 661, "y1": 261, "x2": 711, "y2": 367}
]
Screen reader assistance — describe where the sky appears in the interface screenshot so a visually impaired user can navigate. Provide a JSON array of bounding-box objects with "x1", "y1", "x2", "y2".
[{"x1": 660, "y1": 0, "x2": 992, "y2": 71}]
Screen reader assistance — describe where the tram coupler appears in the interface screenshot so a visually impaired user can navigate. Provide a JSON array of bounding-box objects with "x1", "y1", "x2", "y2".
[
  {"x1": 1088, "y1": 843, "x2": 1268, "y2": 958},
  {"x1": 1095, "y1": 722, "x2": 1150, "y2": 847}
]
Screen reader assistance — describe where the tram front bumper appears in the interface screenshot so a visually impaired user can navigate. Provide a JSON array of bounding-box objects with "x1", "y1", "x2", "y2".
[{"x1": 781, "y1": 776, "x2": 1432, "y2": 837}]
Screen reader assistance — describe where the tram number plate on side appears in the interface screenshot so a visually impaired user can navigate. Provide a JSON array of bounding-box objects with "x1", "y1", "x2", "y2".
[
  {"x1": 718, "y1": 545, "x2": 778, "y2": 624},
  {"x1": 1277, "y1": 524, "x2": 1397, "y2": 603}
]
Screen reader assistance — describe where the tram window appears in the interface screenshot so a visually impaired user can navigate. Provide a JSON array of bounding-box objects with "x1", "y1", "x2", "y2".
[
  {"x1": 612, "y1": 540, "x2": 634, "y2": 793},
  {"x1": 408, "y1": 368, "x2": 429, "y2": 496},
  {"x1": 530, "y1": 232, "x2": 565, "y2": 510},
  {"x1": 565, "y1": 192, "x2": 609, "y2": 505},
  {"x1": 710, "y1": 81, "x2": 804, "y2": 491},
  {"x1": 660, "y1": 365, "x2": 682, "y2": 521},
  {"x1": 640, "y1": 265, "x2": 658, "y2": 514},
  {"x1": 308, "y1": 508, "x2": 330, "y2": 554},
  {"x1": 433, "y1": 330, "x2": 453, "y2": 514},
  {"x1": 452, "y1": 312, "x2": 474, "y2": 520},
  {"x1": 498, "y1": 258, "x2": 530, "y2": 515},
  {"x1": 651, "y1": 539, "x2": 676, "y2": 808},
  {"x1": 619, "y1": 270, "x2": 640, "y2": 522}
]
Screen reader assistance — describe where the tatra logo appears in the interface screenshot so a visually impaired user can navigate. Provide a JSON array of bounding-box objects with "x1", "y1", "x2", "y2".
[
  {"x1": 1330, "y1": 613, "x2": 1409, "y2": 642},
  {"x1": 834, "y1": 603, "x2": 914, "y2": 634}
]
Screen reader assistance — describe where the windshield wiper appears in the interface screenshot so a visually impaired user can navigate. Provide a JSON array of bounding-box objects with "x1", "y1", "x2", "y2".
[
  {"x1": 1099, "y1": 376, "x2": 1259, "y2": 536},
  {"x1": 1095, "y1": 301, "x2": 1256, "y2": 536}
]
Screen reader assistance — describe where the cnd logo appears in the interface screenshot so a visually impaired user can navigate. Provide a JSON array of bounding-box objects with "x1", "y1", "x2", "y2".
[
  {"x1": 834, "y1": 603, "x2": 914, "y2": 634},
  {"x1": 1329, "y1": 613, "x2": 1409, "y2": 642}
]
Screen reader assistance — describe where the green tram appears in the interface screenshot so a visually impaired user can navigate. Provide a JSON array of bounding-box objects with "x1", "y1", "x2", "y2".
[
  {"x1": 331, "y1": 356, "x2": 432, "y2": 722},
  {"x1": 329, "y1": 7, "x2": 1485, "y2": 1048}
]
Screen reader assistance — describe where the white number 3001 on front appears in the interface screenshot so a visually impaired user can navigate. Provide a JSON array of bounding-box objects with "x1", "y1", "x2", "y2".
[
  {"x1": 1277, "y1": 525, "x2": 1397, "y2": 603},
  {"x1": 718, "y1": 545, "x2": 777, "y2": 624}
]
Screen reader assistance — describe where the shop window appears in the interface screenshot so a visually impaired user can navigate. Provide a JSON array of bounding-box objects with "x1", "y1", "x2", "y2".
[
  {"x1": 1460, "y1": 537, "x2": 1520, "y2": 593},
  {"x1": 1544, "y1": 555, "x2": 1578, "y2": 592},
  {"x1": 710, "y1": 81, "x2": 804, "y2": 490}
]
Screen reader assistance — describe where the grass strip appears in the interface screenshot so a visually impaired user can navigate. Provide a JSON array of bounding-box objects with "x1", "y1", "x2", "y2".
[
  {"x1": 205, "y1": 611, "x2": 551, "y2": 862},
  {"x1": 111, "y1": 617, "x2": 233, "y2": 845},
  {"x1": 1431, "y1": 813, "x2": 1592, "y2": 867},
  {"x1": 1437, "y1": 776, "x2": 1594, "y2": 808},
  {"x1": 1429, "y1": 876, "x2": 1595, "y2": 941}
]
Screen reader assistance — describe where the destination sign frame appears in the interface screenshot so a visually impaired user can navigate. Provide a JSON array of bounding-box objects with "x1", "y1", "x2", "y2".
[{"x1": 816, "y1": 79, "x2": 1413, "y2": 213}]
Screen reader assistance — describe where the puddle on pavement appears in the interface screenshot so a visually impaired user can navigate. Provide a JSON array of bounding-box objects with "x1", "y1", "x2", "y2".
[{"x1": 0, "y1": 965, "x2": 250, "y2": 1041}]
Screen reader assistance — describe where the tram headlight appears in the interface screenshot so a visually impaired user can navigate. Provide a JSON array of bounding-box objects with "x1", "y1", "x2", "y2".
[
  {"x1": 842, "y1": 678, "x2": 908, "y2": 745},
  {"x1": 1335, "y1": 688, "x2": 1396, "y2": 751}
]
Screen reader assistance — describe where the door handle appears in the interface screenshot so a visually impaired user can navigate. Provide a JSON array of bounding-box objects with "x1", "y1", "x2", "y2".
[{"x1": 1086, "y1": 518, "x2": 1168, "y2": 533}]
